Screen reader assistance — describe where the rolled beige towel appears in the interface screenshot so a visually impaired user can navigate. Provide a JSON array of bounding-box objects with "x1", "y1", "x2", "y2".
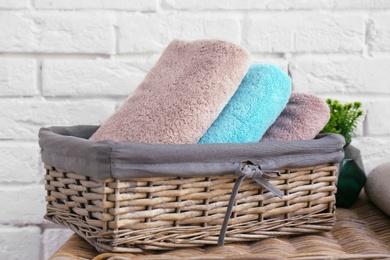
[{"x1": 90, "y1": 39, "x2": 250, "y2": 144}]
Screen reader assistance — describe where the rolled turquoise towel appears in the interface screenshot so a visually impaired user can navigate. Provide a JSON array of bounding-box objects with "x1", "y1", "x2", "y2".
[{"x1": 198, "y1": 64, "x2": 291, "y2": 144}]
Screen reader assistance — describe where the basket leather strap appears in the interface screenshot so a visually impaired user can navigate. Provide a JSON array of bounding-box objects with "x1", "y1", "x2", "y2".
[{"x1": 218, "y1": 161, "x2": 283, "y2": 246}]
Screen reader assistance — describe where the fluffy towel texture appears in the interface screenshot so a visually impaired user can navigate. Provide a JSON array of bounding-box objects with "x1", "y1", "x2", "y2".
[
  {"x1": 90, "y1": 39, "x2": 250, "y2": 144},
  {"x1": 365, "y1": 162, "x2": 390, "y2": 216},
  {"x1": 198, "y1": 64, "x2": 291, "y2": 144},
  {"x1": 261, "y1": 93, "x2": 330, "y2": 142}
]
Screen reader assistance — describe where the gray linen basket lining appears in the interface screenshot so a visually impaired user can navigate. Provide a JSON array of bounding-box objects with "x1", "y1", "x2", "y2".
[
  {"x1": 39, "y1": 125, "x2": 345, "y2": 180},
  {"x1": 39, "y1": 125, "x2": 345, "y2": 246}
]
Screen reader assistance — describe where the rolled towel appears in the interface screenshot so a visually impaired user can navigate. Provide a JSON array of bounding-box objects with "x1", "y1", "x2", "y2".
[
  {"x1": 90, "y1": 39, "x2": 250, "y2": 144},
  {"x1": 365, "y1": 162, "x2": 390, "y2": 216},
  {"x1": 261, "y1": 93, "x2": 330, "y2": 142},
  {"x1": 198, "y1": 64, "x2": 291, "y2": 144}
]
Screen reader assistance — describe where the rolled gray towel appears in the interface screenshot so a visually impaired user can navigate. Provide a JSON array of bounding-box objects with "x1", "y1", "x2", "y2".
[
  {"x1": 365, "y1": 162, "x2": 390, "y2": 216},
  {"x1": 261, "y1": 92, "x2": 330, "y2": 142}
]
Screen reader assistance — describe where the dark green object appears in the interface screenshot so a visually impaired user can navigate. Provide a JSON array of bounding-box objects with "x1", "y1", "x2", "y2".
[
  {"x1": 320, "y1": 98, "x2": 366, "y2": 208},
  {"x1": 336, "y1": 145, "x2": 366, "y2": 208}
]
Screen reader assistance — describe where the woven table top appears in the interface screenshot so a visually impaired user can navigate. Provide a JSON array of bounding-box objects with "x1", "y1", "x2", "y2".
[{"x1": 50, "y1": 192, "x2": 390, "y2": 260}]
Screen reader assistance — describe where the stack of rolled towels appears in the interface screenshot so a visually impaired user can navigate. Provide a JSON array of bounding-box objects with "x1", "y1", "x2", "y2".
[{"x1": 90, "y1": 39, "x2": 330, "y2": 144}]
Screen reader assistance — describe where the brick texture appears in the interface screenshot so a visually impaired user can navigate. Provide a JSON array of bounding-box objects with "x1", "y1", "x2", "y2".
[
  {"x1": 0, "y1": 59, "x2": 37, "y2": 96},
  {"x1": 334, "y1": 0, "x2": 390, "y2": 9},
  {"x1": 34, "y1": 0, "x2": 157, "y2": 11},
  {"x1": 117, "y1": 13, "x2": 241, "y2": 53},
  {"x1": 0, "y1": 99, "x2": 116, "y2": 140},
  {"x1": 162, "y1": 0, "x2": 334, "y2": 10},
  {"x1": 0, "y1": 142, "x2": 41, "y2": 183},
  {"x1": 42, "y1": 59, "x2": 148, "y2": 96},
  {"x1": 42, "y1": 229, "x2": 74, "y2": 260},
  {"x1": 243, "y1": 12, "x2": 365, "y2": 53},
  {"x1": 290, "y1": 57, "x2": 390, "y2": 94},
  {"x1": 368, "y1": 13, "x2": 390, "y2": 52},
  {"x1": 0, "y1": 226, "x2": 41, "y2": 260},
  {"x1": 0, "y1": 0, "x2": 28, "y2": 9},
  {"x1": 0, "y1": 185, "x2": 46, "y2": 225},
  {"x1": 1, "y1": 1, "x2": 390, "y2": 259},
  {"x1": 364, "y1": 99, "x2": 390, "y2": 136},
  {"x1": 0, "y1": 12, "x2": 115, "y2": 53}
]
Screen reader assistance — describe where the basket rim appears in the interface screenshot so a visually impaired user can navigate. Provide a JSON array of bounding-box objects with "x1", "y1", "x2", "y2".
[{"x1": 39, "y1": 125, "x2": 345, "y2": 180}]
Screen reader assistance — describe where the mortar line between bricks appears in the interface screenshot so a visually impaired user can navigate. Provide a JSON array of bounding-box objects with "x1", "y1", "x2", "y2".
[
  {"x1": 285, "y1": 53, "x2": 390, "y2": 61},
  {"x1": 157, "y1": 9, "x2": 377, "y2": 14},
  {"x1": 0, "y1": 53, "x2": 112, "y2": 60},
  {"x1": 0, "y1": 7, "x2": 30, "y2": 10},
  {"x1": 250, "y1": 53, "x2": 286, "y2": 59},
  {"x1": 0, "y1": 52, "x2": 164, "y2": 60},
  {"x1": 1, "y1": 8, "x2": 388, "y2": 14},
  {"x1": 363, "y1": 14, "x2": 371, "y2": 58},
  {"x1": 5, "y1": 52, "x2": 390, "y2": 60},
  {"x1": 37, "y1": 59, "x2": 43, "y2": 96},
  {"x1": 43, "y1": 96, "x2": 127, "y2": 102},
  {"x1": 237, "y1": 11, "x2": 246, "y2": 46},
  {"x1": 287, "y1": 52, "x2": 367, "y2": 58},
  {"x1": 0, "y1": 95, "x2": 126, "y2": 102},
  {"x1": 0, "y1": 223, "x2": 42, "y2": 229},
  {"x1": 114, "y1": 25, "x2": 120, "y2": 55},
  {"x1": 305, "y1": 93, "x2": 390, "y2": 98},
  {"x1": 0, "y1": 138, "x2": 41, "y2": 143},
  {"x1": 18, "y1": 8, "x2": 159, "y2": 12}
]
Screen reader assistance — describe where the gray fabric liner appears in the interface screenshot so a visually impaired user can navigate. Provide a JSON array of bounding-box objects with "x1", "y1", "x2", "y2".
[{"x1": 39, "y1": 125, "x2": 345, "y2": 180}]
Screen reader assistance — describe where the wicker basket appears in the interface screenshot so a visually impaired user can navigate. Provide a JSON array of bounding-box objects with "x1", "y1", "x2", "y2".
[
  {"x1": 40, "y1": 125, "x2": 344, "y2": 253},
  {"x1": 45, "y1": 164, "x2": 337, "y2": 253}
]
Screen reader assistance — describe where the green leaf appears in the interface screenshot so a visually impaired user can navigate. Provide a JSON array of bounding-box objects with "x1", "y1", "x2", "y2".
[{"x1": 320, "y1": 99, "x2": 364, "y2": 144}]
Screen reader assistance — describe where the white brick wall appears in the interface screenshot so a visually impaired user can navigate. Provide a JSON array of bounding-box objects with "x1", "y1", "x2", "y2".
[
  {"x1": 0, "y1": 226, "x2": 41, "y2": 260},
  {"x1": 0, "y1": 1, "x2": 389, "y2": 259},
  {"x1": 243, "y1": 12, "x2": 365, "y2": 53},
  {"x1": 42, "y1": 59, "x2": 148, "y2": 96},
  {"x1": 0, "y1": 59, "x2": 37, "y2": 96},
  {"x1": 0, "y1": 12, "x2": 116, "y2": 53},
  {"x1": 290, "y1": 57, "x2": 390, "y2": 94}
]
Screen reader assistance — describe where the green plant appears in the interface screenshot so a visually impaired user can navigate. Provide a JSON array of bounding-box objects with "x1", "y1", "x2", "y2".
[{"x1": 321, "y1": 99, "x2": 364, "y2": 145}]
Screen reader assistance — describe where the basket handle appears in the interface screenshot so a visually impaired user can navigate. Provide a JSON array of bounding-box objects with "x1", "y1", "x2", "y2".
[{"x1": 218, "y1": 161, "x2": 283, "y2": 246}]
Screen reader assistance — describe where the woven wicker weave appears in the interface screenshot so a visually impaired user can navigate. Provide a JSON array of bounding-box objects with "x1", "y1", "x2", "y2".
[
  {"x1": 49, "y1": 192, "x2": 390, "y2": 260},
  {"x1": 45, "y1": 163, "x2": 337, "y2": 253}
]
